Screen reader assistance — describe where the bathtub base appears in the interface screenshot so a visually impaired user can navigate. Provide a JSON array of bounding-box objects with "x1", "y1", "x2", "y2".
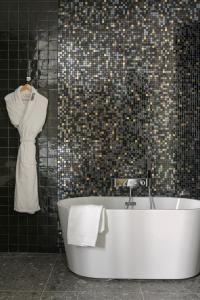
[
  {"x1": 66, "y1": 244, "x2": 200, "y2": 279},
  {"x1": 68, "y1": 265, "x2": 200, "y2": 280}
]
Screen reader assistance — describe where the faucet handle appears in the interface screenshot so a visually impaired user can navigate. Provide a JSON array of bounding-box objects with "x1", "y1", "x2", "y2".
[
  {"x1": 139, "y1": 179, "x2": 148, "y2": 186},
  {"x1": 114, "y1": 178, "x2": 148, "y2": 189},
  {"x1": 127, "y1": 179, "x2": 138, "y2": 188}
]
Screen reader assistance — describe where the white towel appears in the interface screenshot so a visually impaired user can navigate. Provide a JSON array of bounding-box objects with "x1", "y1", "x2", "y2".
[{"x1": 67, "y1": 205, "x2": 106, "y2": 247}]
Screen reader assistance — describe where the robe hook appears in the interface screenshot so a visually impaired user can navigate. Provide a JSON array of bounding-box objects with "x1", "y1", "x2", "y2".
[
  {"x1": 26, "y1": 76, "x2": 31, "y2": 83},
  {"x1": 26, "y1": 60, "x2": 32, "y2": 83}
]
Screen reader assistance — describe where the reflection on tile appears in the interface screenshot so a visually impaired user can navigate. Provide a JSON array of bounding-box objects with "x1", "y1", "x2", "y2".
[{"x1": 38, "y1": 139, "x2": 48, "y2": 157}]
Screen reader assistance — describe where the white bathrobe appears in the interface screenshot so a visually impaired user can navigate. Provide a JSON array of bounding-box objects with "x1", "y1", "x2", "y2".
[{"x1": 5, "y1": 86, "x2": 48, "y2": 214}]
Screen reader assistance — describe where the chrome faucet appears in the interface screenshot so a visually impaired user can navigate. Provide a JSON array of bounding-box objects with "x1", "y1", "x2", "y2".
[
  {"x1": 114, "y1": 172, "x2": 156, "y2": 209},
  {"x1": 114, "y1": 178, "x2": 147, "y2": 209}
]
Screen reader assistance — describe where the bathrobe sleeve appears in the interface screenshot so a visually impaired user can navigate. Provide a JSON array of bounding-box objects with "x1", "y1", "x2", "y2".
[{"x1": 4, "y1": 94, "x2": 21, "y2": 127}]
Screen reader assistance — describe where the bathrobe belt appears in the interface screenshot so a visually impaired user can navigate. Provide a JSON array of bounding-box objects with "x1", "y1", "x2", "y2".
[{"x1": 20, "y1": 138, "x2": 35, "y2": 144}]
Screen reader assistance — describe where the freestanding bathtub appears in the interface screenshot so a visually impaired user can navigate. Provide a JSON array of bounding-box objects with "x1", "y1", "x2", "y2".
[{"x1": 57, "y1": 196, "x2": 200, "y2": 279}]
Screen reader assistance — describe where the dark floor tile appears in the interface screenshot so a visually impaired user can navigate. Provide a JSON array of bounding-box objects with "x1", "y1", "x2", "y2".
[
  {"x1": 143, "y1": 292, "x2": 200, "y2": 300},
  {"x1": 173, "y1": 275, "x2": 200, "y2": 293},
  {"x1": 140, "y1": 279, "x2": 178, "y2": 293},
  {"x1": 46, "y1": 255, "x2": 140, "y2": 293},
  {"x1": 41, "y1": 292, "x2": 77, "y2": 300},
  {"x1": 0, "y1": 291, "x2": 41, "y2": 300},
  {"x1": 77, "y1": 291, "x2": 143, "y2": 300},
  {"x1": 2, "y1": 254, "x2": 199, "y2": 300},
  {"x1": 0, "y1": 252, "x2": 10, "y2": 256},
  {"x1": 0, "y1": 254, "x2": 57, "y2": 291}
]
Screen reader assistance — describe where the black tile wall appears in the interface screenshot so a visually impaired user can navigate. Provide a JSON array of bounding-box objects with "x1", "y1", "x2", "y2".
[
  {"x1": 58, "y1": 1, "x2": 200, "y2": 200},
  {"x1": 0, "y1": 0, "x2": 58, "y2": 252},
  {"x1": 1, "y1": 0, "x2": 200, "y2": 252}
]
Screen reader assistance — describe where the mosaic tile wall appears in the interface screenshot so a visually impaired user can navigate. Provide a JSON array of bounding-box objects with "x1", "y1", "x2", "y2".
[
  {"x1": 0, "y1": 0, "x2": 58, "y2": 252},
  {"x1": 58, "y1": 0, "x2": 200, "y2": 199}
]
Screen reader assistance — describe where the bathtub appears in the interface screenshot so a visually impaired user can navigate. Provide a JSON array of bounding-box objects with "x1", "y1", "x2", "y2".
[{"x1": 57, "y1": 196, "x2": 200, "y2": 279}]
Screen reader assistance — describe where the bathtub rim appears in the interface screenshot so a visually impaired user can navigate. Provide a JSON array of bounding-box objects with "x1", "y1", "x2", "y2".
[{"x1": 57, "y1": 196, "x2": 200, "y2": 211}]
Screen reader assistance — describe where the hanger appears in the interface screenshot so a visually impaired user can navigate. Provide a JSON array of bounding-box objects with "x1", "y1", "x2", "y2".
[
  {"x1": 20, "y1": 76, "x2": 32, "y2": 92},
  {"x1": 20, "y1": 83, "x2": 32, "y2": 92}
]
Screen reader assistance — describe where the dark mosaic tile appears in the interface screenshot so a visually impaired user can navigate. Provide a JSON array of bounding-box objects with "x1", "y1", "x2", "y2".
[
  {"x1": 58, "y1": 0, "x2": 200, "y2": 200},
  {"x1": 0, "y1": 244, "x2": 8, "y2": 252}
]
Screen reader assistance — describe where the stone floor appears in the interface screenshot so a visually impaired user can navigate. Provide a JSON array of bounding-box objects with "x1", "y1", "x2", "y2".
[{"x1": 0, "y1": 253, "x2": 200, "y2": 300}]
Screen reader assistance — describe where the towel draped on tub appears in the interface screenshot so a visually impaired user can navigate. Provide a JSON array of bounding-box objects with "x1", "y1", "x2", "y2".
[{"x1": 67, "y1": 205, "x2": 106, "y2": 247}]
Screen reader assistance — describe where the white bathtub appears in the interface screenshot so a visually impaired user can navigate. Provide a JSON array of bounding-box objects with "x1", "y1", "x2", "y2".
[{"x1": 57, "y1": 196, "x2": 200, "y2": 279}]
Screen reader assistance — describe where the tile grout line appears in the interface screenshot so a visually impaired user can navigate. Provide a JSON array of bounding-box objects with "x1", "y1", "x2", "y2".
[{"x1": 39, "y1": 254, "x2": 59, "y2": 300}]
